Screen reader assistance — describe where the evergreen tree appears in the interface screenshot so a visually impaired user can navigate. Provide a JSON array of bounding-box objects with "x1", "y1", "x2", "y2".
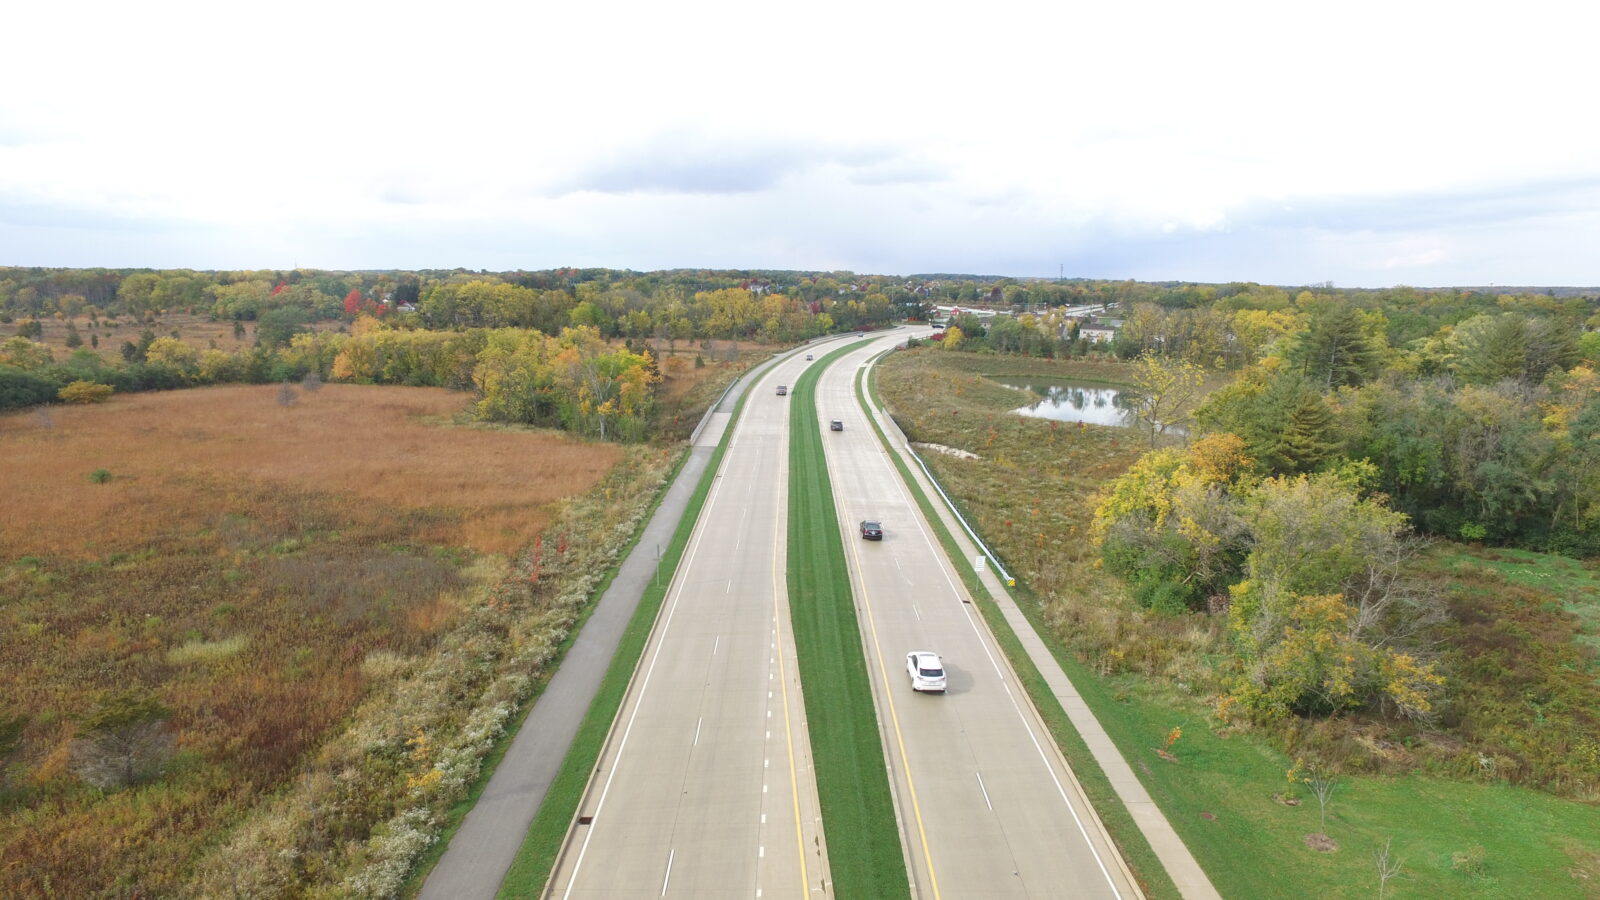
[
  {"x1": 1292, "y1": 302, "x2": 1379, "y2": 390},
  {"x1": 1272, "y1": 388, "x2": 1337, "y2": 473}
]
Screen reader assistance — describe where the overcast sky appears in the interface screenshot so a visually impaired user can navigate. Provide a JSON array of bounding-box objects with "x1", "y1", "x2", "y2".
[{"x1": 3, "y1": 0, "x2": 1596, "y2": 287}]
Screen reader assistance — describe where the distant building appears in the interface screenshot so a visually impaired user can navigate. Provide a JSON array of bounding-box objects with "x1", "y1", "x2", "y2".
[{"x1": 1064, "y1": 316, "x2": 1119, "y2": 344}]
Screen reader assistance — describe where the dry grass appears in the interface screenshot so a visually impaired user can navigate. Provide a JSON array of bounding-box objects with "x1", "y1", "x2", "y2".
[
  {"x1": 650, "y1": 341, "x2": 773, "y2": 442},
  {"x1": 0, "y1": 384, "x2": 626, "y2": 898},
  {"x1": 0, "y1": 384, "x2": 619, "y2": 557},
  {"x1": 877, "y1": 348, "x2": 1218, "y2": 678}
]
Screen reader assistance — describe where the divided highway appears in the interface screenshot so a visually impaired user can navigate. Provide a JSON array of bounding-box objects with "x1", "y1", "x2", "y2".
[
  {"x1": 544, "y1": 352, "x2": 829, "y2": 898},
  {"x1": 816, "y1": 334, "x2": 1139, "y2": 898},
  {"x1": 543, "y1": 332, "x2": 1140, "y2": 898}
]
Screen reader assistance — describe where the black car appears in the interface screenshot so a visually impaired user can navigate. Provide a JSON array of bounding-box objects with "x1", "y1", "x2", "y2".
[
  {"x1": 859, "y1": 520, "x2": 883, "y2": 540},
  {"x1": 830, "y1": 419, "x2": 844, "y2": 431}
]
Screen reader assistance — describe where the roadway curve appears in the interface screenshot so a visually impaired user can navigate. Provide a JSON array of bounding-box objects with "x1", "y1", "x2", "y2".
[
  {"x1": 817, "y1": 333, "x2": 1140, "y2": 899},
  {"x1": 544, "y1": 351, "x2": 831, "y2": 898}
]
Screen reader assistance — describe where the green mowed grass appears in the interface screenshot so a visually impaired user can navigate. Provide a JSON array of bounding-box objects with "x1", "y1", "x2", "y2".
[
  {"x1": 787, "y1": 341, "x2": 910, "y2": 898},
  {"x1": 496, "y1": 393, "x2": 750, "y2": 899},
  {"x1": 1066, "y1": 662, "x2": 1600, "y2": 899}
]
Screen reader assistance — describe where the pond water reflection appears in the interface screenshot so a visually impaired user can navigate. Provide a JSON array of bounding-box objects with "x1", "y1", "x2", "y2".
[{"x1": 1002, "y1": 380, "x2": 1141, "y2": 428}]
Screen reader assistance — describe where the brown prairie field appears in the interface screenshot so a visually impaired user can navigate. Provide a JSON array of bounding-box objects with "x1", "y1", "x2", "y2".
[
  {"x1": 2, "y1": 383, "x2": 618, "y2": 557},
  {"x1": 0, "y1": 384, "x2": 622, "y2": 897}
]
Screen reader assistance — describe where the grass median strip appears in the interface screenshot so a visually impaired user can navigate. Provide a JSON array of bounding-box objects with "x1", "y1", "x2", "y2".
[
  {"x1": 495, "y1": 390, "x2": 751, "y2": 900},
  {"x1": 857, "y1": 361, "x2": 1183, "y2": 900},
  {"x1": 789, "y1": 341, "x2": 911, "y2": 899}
]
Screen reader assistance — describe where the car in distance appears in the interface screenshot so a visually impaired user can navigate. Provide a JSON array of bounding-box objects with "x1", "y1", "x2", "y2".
[
  {"x1": 906, "y1": 651, "x2": 947, "y2": 692},
  {"x1": 859, "y1": 519, "x2": 883, "y2": 540},
  {"x1": 830, "y1": 419, "x2": 843, "y2": 431},
  {"x1": 776, "y1": 384, "x2": 787, "y2": 396},
  {"x1": 805, "y1": 353, "x2": 814, "y2": 361}
]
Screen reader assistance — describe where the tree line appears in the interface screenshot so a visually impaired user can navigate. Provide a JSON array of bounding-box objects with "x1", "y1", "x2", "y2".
[{"x1": 1, "y1": 320, "x2": 659, "y2": 442}]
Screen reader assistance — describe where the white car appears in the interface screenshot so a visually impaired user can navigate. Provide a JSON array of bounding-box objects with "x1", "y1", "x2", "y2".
[{"x1": 906, "y1": 651, "x2": 947, "y2": 693}]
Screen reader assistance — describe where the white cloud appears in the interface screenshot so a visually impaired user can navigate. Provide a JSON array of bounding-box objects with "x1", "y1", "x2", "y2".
[{"x1": 1, "y1": 0, "x2": 1597, "y2": 284}]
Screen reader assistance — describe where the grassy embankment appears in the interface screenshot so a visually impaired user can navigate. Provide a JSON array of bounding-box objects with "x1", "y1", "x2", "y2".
[
  {"x1": 855, "y1": 358, "x2": 1182, "y2": 900},
  {"x1": 785, "y1": 340, "x2": 911, "y2": 898},
  {"x1": 874, "y1": 347, "x2": 1600, "y2": 899},
  {"x1": 495, "y1": 373, "x2": 755, "y2": 898}
]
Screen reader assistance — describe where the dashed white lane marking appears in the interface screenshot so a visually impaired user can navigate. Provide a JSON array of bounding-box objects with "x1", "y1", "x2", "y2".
[
  {"x1": 661, "y1": 849, "x2": 675, "y2": 897},
  {"x1": 761, "y1": 813, "x2": 767, "y2": 824},
  {"x1": 713, "y1": 636, "x2": 720, "y2": 655},
  {"x1": 693, "y1": 717, "x2": 702, "y2": 747},
  {"x1": 759, "y1": 845, "x2": 765, "y2": 858},
  {"x1": 976, "y1": 771, "x2": 993, "y2": 810}
]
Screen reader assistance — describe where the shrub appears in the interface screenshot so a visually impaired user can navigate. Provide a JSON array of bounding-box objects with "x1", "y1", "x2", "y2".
[
  {"x1": 69, "y1": 692, "x2": 176, "y2": 791},
  {"x1": 88, "y1": 468, "x2": 112, "y2": 484},
  {"x1": 0, "y1": 364, "x2": 59, "y2": 409},
  {"x1": 58, "y1": 380, "x2": 114, "y2": 404}
]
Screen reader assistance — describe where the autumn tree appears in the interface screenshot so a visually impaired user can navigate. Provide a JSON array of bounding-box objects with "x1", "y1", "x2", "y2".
[
  {"x1": 1130, "y1": 352, "x2": 1204, "y2": 446},
  {"x1": 145, "y1": 336, "x2": 200, "y2": 375},
  {"x1": 0, "y1": 336, "x2": 52, "y2": 370},
  {"x1": 1223, "y1": 468, "x2": 1442, "y2": 721},
  {"x1": 1096, "y1": 451, "x2": 1444, "y2": 720},
  {"x1": 1093, "y1": 434, "x2": 1253, "y2": 612}
]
